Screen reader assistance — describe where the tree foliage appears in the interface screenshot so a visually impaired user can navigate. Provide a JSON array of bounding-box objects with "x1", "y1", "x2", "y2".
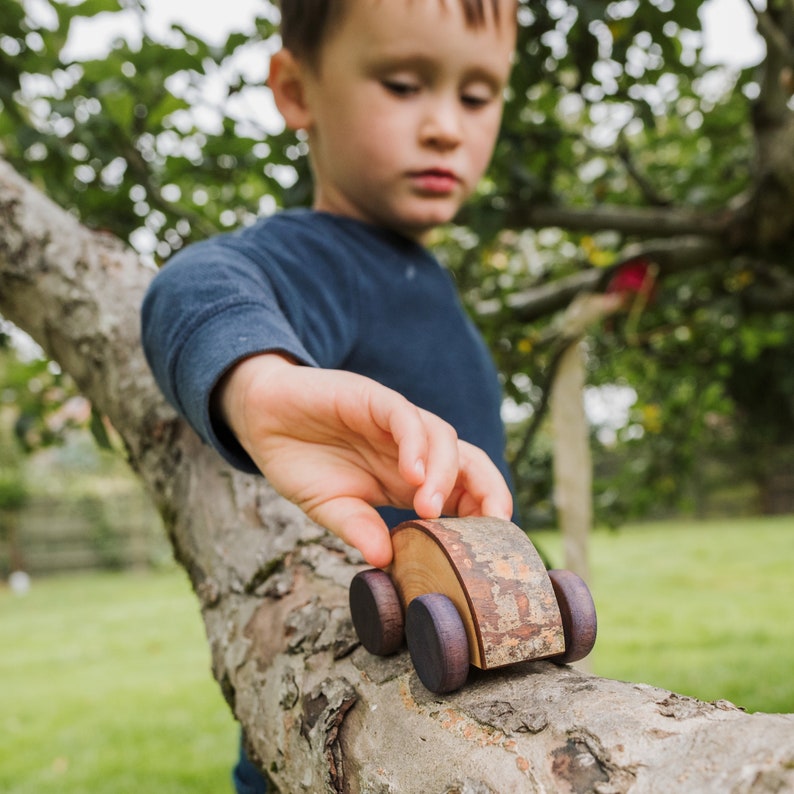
[{"x1": 1, "y1": 0, "x2": 791, "y2": 522}]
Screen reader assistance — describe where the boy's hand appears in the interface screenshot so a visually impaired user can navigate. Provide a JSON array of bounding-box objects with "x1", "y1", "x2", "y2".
[{"x1": 215, "y1": 354, "x2": 513, "y2": 568}]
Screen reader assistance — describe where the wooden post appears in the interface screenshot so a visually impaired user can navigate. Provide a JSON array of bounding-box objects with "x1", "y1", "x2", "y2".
[{"x1": 550, "y1": 339, "x2": 592, "y2": 585}]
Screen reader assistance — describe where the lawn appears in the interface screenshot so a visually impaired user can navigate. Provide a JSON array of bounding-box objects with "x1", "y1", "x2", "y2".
[
  {"x1": 1, "y1": 515, "x2": 792, "y2": 792},
  {"x1": 532, "y1": 514, "x2": 794, "y2": 714},
  {"x1": 0, "y1": 568, "x2": 237, "y2": 794}
]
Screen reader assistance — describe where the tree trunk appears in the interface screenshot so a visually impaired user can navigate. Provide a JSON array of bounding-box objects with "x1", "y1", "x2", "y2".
[{"x1": 2, "y1": 158, "x2": 793, "y2": 793}]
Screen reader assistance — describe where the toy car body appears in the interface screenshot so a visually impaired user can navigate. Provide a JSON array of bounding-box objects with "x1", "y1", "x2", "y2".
[{"x1": 349, "y1": 517, "x2": 597, "y2": 693}]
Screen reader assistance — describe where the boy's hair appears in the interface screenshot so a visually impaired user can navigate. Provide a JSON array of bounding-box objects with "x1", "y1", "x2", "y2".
[{"x1": 279, "y1": 0, "x2": 506, "y2": 64}]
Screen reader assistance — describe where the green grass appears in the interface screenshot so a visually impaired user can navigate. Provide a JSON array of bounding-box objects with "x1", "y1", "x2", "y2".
[
  {"x1": 2, "y1": 517, "x2": 793, "y2": 793},
  {"x1": 532, "y1": 515, "x2": 794, "y2": 714},
  {"x1": 0, "y1": 568, "x2": 238, "y2": 794}
]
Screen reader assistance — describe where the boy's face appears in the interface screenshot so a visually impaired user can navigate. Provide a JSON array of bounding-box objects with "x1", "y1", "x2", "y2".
[{"x1": 292, "y1": 0, "x2": 515, "y2": 240}]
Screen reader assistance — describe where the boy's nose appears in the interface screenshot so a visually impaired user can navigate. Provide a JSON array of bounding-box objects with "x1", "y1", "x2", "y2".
[{"x1": 419, "y1": 101, "x2": 463, "y2": 150}]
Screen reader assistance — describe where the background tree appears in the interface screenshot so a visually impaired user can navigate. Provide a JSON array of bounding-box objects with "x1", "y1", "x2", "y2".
[{"x1": 2, "y1": 0, "x2": 788, "y2": 527}]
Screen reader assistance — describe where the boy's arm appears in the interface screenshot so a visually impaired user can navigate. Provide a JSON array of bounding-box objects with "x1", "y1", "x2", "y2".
[{"x1": 215, "y1": 353, "x2": 513, "y2": 568}]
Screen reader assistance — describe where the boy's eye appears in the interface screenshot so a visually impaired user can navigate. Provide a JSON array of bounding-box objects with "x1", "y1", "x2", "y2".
[
  {"x1": 461, "y1": 84, "x2": 496, "y2": 109},
  {"x1": 461, "y1": 93, "x2": 490, "y2": 108},
  {"x1": 382, "y1": 79, "x2": 419, "y2": 97}
]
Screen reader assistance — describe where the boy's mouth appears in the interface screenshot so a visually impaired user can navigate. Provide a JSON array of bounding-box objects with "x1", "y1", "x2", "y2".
[{"x1": 409, "y1": 169, "x2": 460, "y2": 194}]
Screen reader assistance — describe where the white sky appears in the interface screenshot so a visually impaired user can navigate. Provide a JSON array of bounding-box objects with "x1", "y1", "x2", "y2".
[
  {"x1": 59, "y1": 0, "x2": 765, "y2": 68},
  {"x1": 699, "y1": 0, "x2": 764, "y2": 66}
]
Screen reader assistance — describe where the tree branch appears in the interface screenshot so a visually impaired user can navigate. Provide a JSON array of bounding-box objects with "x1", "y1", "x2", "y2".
[
  {"x1": 752, "y1": 5, "x2": 794, "y2": 69},
  {"x1": 750, "y1": 0, "x2": 794, "y2": 129},
  {"x1": 2, "y1": 157, "x2": 794, "y2": 793},
  {"x1": 478, "y1": 235, "x2": 729, "y2": 324},
  {"x1": 616, "y1": 134, "x2": 672, "y2": 208},
  {"x1": 504, "y1": 202, "x2": 729, "y2": 239}
]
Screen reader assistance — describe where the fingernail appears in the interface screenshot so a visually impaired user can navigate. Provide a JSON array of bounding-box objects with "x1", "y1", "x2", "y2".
[
  {"x1": 414, "y1": 459, "x2": 426, "y2": 479},
  {"x1": 430, "y1": 492, "x2": 444, "y2": 516}
]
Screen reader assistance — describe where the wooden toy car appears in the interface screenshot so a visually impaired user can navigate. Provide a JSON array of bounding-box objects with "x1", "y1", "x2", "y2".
[{"x1": 349, "y1": 517, "x2": 597, "y2": 693}]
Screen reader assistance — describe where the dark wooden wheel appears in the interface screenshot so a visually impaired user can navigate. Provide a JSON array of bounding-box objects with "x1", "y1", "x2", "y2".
[
  {"x1": 405, "y1": 593, "x2": 469, "y2": 694},
  {"x1": 349, "y1": 569, "x2": 404, "y2": 656},
  {"x1": 548, "y1": 569, "x2": 597, "y2": 664}
]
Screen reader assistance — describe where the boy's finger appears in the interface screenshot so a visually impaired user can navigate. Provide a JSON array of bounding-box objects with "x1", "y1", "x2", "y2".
[
  {"x1": 453, "y1": 441, "x2": 513, "y2": 519},
  {"x1": 310, "y1": 497, "x2": 394, "y2": 569},
  {"x1": 411, "y1": 410, "x2": 461, "y2": 518},
  {"x1": 362, "y1": 385, "x2": 429, "y2": 488}
]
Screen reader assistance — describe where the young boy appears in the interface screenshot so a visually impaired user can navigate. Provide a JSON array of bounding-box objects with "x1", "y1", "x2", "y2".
[{"x1": 141, "y1": 0, "x2": 517, "y2": 790}]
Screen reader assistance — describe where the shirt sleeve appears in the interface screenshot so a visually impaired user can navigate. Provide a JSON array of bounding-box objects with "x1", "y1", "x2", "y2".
[{"x1": 140, "y1": 236, "x2": 319, "y2": 473}]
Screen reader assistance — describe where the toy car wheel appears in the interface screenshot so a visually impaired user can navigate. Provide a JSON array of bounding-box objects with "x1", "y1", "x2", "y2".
[
  {"x1": 548, "y1": 569, "x2": 597, "y2": 664},
  {"x1": 405, "y1": 593, "x2": 469, "y2": 694},
  {"x1": 349, "y1": 569, "x2": 405, "y2": 656}
]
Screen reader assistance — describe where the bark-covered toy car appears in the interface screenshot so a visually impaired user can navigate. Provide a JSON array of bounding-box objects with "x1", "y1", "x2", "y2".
[{"x1": 349, "y1": 516, "x2": 597, "y2": 693}]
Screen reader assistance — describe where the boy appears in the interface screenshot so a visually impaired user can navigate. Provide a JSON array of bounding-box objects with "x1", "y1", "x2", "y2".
[{"x1": 142, "y1": 0, "x2": 517, "y2": 790}]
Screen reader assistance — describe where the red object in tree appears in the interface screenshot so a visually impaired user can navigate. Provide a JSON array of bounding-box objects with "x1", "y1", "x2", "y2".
[
  {"x1": 602, "y1": 257, "x2": 659, "y2": 337},
  {"x1": 605, "y1": 257, "x2": 656, "y2": 297}
]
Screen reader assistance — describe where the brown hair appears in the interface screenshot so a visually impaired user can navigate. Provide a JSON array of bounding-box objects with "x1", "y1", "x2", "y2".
[{"x1": 279, "y1": 1, "x2": 508, "y2": 64}]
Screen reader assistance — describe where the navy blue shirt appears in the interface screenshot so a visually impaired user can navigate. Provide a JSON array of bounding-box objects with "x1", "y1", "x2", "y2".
[{"x1": 141, "y1": 210, "x2": 511, "y2": 521}]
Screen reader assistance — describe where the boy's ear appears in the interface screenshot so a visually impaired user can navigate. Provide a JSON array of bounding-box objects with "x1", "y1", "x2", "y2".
[{"x1": 269, "y1": 49, "x2": 313, "y2": 131}]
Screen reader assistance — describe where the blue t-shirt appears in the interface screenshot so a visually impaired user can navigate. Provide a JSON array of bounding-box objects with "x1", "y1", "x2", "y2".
[{"x1": 141, "y1": 210, "x2": 512, "y2": 523}]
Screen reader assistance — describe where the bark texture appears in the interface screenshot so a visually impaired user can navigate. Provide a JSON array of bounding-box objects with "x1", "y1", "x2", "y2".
[{"x1": 2, "y1": 158, "x2": 794, "y2": 793}]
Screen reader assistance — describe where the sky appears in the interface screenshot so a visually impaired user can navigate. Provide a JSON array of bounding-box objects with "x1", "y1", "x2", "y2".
[
  {"x1": 699, "y1": 0, "x2": 764, "y2": 66},
  {"x1": 60, "y1": 0, "x2": 766, "y2": 68}
]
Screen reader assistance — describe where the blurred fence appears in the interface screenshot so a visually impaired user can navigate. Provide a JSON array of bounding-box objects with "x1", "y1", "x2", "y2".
[{"x1": 0, "y1": 491, "x2": 169, "y2": 575}]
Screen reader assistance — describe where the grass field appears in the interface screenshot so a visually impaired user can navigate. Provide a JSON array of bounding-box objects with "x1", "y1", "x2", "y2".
[
  {"x1": 532, "y1": 514, "x2": 794, "y2": 714},
  {"x1": 2, "y1": 515, "x2": 793, "y2": 792},
  {"x1": 0, "y1": 569, "x2": 237, "y2": 794}
]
